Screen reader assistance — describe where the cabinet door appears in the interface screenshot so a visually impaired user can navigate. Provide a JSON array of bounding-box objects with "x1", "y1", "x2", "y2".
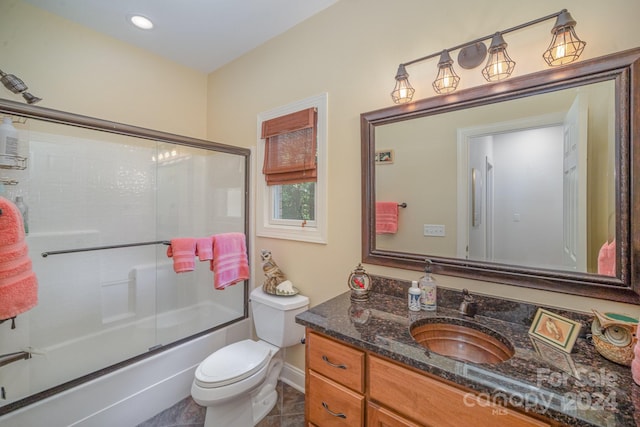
[
  {"x1": 369, "y1": 356, "x2": 550, "y2": 427},
  {"x1": 368, "y1": 402, "x2": 422, "y2": 427},
  {"x1": 308, "y1": 370, "x2": 364, "y2": 426},
  {"x1": 308, "y1": 331, "x2": 365, "y2": 393}
]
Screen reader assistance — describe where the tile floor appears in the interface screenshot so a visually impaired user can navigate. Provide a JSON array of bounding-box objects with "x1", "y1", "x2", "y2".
[{"x1": 137, "y1": 381, "x2": 305, "y2": 427}]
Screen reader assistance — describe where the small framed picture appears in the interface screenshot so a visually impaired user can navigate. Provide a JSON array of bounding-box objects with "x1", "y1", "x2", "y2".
[
  {"x1": 528, "y1": 308, "x2": 582, "y2": 353},
  {"x1": 375, "y1": 150, "x2": 394, "y2": 164}
]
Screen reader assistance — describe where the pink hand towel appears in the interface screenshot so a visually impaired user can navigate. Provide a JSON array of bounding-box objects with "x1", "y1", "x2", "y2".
[
  {"x1": 376, "y1": 201, "x2": 398, "y2": 234},
  {"x1": 0, "y1": 196, "x2": 25, "y2": 246},
  {"x1": 210, "y1": 233, "x2": 250, "y2": 290},
  {"x1": 0, "y1": 240, "x2": 28, "y2": 264},
  {"x1": 0, "y1": 270, "x2": 38, "y2": 320},
  {"x1": 166, "y1": 238, "x2": 197, "y2": 273},
  {"x1": 597, "y1": 239, "x2": 616, "y2": 277},
  {"x1": 195, "y1": 237, "x2": 214, "y2": 261},
  {"x1": 0, "y1": 197, "x2": 37, "y2": 321}
]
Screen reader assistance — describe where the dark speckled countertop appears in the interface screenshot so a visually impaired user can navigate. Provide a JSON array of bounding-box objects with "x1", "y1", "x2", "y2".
[{"x1": 296, "y1": 277, "x2": 640, "y2": 427}]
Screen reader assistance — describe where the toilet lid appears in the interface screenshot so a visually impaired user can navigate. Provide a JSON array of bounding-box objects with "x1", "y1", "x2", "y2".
[{"x1": 195, "y1": 340, "x2": 272, "y2": 387}]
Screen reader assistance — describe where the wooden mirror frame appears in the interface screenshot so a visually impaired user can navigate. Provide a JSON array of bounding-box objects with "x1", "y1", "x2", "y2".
[{"x1": 361, "y1": 47, "x2": 640, "y2": 304}]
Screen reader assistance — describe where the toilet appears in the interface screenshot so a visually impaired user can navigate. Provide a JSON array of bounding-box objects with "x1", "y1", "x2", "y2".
[{"x1": 191, "y1": 286, "x2": 309, "y2": 427}]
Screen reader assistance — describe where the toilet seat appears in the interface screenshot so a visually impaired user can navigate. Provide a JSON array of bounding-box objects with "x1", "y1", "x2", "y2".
[{"x1": 195, "y1": 340, "x2": 273, "y2": 388}]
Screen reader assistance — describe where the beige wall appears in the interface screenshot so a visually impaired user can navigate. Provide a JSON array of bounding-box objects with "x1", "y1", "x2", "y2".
[
  {"x1": 0, "y1": 0, "x2": 207, "y2": 137},
  {"x1": 3, "y1": 0, "x2": 639, "y2": 376},
  {"x1": 205, "y1": 0, "x2": 640, "y2": 370}
]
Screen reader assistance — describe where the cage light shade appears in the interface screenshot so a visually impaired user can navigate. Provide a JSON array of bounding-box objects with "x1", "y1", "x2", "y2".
[
  {"x1": 391, "y1": 64, "x2": 415, "y2": 104},
  {"x1": 482, "y1": 33, "x2": 516, "y2": 82},
  {"x1": 543, "y1": 10, "x2": 586, "y2": 66},
  {"x1": 432, "y1": 50, "x2": 460, "y2": 94}
]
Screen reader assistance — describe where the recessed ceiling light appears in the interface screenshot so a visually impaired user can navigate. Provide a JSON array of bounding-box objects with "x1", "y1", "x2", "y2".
[{"x1": 130, "y1": 15, "x2": 154, "y2": 30}]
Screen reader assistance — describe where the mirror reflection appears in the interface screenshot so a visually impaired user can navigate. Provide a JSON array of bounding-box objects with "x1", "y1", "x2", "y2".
[{"x1": 374, "y1": 80, "x2": 615, "y2": 276}]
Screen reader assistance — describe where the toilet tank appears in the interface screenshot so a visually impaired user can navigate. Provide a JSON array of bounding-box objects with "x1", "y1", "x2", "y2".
[{"x1": 250, "y1": 286, "x2": 309, "y2": 348}]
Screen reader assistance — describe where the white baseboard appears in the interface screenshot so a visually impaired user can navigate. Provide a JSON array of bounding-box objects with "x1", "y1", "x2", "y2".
[{"x1": 279, "y1": 362, "x2": 305, "y2": 394}]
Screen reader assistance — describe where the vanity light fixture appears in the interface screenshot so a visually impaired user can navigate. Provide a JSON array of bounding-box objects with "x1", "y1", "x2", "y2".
[
  {"x1": 390, "y1": 9, "x2": 586, "y2": 104},
  {"x1": 481, "y1": 32, "x2": 516, "y2": 82},
  {"x1": 432, "y1": 50, "x2": 460, "y2": 94},
  {"x1": 391, "y1": 64, "x2": 415, "y2": 104}
]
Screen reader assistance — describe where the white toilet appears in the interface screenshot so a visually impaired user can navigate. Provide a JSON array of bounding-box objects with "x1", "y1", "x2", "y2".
[{"x1": 191, "y1": 286, "x2": 309, "y2": 427}]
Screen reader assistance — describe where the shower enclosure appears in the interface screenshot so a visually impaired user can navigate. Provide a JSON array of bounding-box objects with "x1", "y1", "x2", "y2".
[{"x1": 0, "y1": 100, "x2": 250, "y2": 416}]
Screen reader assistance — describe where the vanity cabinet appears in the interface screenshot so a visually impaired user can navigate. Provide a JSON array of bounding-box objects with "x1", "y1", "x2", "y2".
[
  {"x1": 306, "y1": 331, "x2": 365, "y2": 426},
  {"x1": 305, "y1": 330, "x2": 555, "y2": 427}
]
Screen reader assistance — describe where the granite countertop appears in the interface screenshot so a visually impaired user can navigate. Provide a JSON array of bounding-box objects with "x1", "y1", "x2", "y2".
[{"x1": 296, "y1": 285, "x2": 639, "y2": 427}]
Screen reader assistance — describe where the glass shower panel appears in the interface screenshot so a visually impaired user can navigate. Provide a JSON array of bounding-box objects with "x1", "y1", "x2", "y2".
[{"x1": 0, "y1": 118, "x2": 247, "y2": 410}]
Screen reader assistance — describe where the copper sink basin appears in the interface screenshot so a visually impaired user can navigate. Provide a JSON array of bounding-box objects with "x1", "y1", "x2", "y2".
[{"x1": 410, "y1": 317, "x2": 514, "y2": 364}]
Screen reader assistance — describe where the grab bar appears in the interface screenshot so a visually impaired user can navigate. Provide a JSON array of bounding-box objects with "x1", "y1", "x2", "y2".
[
  {"x1": 41, "y1": 240, "x2": 171, "y2": 258},
  {"x1": 0, "y1": 351, "x2": 31, "y2": 368}
]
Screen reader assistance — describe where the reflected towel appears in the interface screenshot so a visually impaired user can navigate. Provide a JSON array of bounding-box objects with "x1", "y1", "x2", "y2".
[
  {"x1": 376, "y1": 201, "x2": 398, "y2": 234},
  {"x1": 166, "y1": 238, "x2": 197, "y2": 273},
  {"x1": 210, "y1": 233, "x2": 250, "y2": 290},
  {"x1": 195, "y1": 237, "x2": 214, "y2": 261},
  {"x1": 597, "y1": 239, "x2": 616, "y2": 277},
  {"x1": 633, "y1": 323, "x2": 640, "y2": 385},
  {"x1": 0, "y1": 196, "x2": 25, "y2": 246}
]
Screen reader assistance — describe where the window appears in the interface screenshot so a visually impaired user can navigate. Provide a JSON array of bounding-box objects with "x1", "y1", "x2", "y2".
[{"x1": 256, "y1": 93, "x2": 327, "y2": 243}]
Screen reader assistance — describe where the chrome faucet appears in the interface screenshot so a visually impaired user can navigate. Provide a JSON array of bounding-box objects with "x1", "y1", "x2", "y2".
[{"x1": 459, "y1": 289, "x2": 477, "y2": 317}]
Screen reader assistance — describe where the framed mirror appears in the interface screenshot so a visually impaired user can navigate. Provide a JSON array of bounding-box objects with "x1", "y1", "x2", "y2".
[{"x1": 361, "y1": 48, "x2": 640, "y2": 303}]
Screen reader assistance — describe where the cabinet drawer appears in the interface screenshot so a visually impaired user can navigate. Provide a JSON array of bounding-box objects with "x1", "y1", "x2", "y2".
[
  {"x1": 369, "y1": 356, "x2": 550, "y2": 427},
  {"x1": 308, "y1": 370, "x2": 364, "y2": 427},
  {"x1": 308, "y1": 331, "x2": 365, "y2": 392},
  {"x1": 368, "y1": 402, "x2": 422, "y2": 427}
]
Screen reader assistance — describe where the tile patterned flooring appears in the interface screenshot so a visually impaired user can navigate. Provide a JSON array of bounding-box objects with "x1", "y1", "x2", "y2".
[{"x1": 137, "y1": 381, "x2": 305, "y2": 427}]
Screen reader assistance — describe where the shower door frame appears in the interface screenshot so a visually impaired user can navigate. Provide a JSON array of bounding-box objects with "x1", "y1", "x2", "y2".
[{"x1": 0, "y1": 97, "x2": 251, "y2": 416}]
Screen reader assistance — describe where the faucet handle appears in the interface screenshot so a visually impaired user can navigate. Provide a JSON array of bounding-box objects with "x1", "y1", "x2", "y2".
[{"x1": 459, "y1": 289, "x2": 477, "y2": 317}]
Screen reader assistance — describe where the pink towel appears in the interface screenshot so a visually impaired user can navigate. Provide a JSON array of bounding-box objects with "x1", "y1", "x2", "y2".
[
  {"x1": 0, "y1": 271, "x2": 38, "y2": 320},
  {"x1": 0, "y1": 196, "x2": 37, "y2": 321},
  {"x1": 210, "y1": 233, "x2": 250, "y2": 290},
  {"x1": 633, "y1": 322, "x2": 640, "y2": 385},
  {"x1": 166, "y1": 238, "x2": 197, "y2": 273},
  {"x1": 195, "y1": 237, "x2": 214, "y2": 261},
  {"x1": 0, "y1": 196, "x2": 25, "y2": 246},
  {"x1": 597, "y1": 239, "x2": 616, "y2": 277},
  {"x1": 376, "y1": 201, "x2": 398, "y2": 234}
]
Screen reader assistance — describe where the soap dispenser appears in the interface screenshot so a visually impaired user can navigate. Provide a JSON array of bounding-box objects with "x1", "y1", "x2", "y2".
[
  {"x1": 419, "y1": 259, "x2": 437, "y2": 311},
  {"x1": 408, "y1": 280, "x2": 421, "y2": 311}
]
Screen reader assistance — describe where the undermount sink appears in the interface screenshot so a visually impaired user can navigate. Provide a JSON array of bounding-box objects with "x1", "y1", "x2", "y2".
[{"x1": 410, "y1": 317, "x2": 515, "y2": 364}]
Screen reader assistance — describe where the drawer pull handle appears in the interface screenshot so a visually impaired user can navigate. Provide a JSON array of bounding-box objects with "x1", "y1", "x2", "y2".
[
  {"x1": 322, "y1": 401, "x2": 347, "y2": 419},
  {"x1": 322, "y1": 355, "x2": 347, "y2": 369}
]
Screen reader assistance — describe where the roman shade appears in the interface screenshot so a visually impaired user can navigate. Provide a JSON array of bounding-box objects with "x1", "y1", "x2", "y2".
[{"x1": 261, "y1": 107, "x2": 317, "y2": 186}]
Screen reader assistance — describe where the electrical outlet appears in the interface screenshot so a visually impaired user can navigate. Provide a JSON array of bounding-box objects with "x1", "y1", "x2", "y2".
[{"x1": 423, "y1": 224, "x2": 445, "y2": 236}]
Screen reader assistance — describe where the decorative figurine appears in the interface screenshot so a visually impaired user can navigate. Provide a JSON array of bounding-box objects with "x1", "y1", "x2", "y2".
[
  {"x1": 261, "y1": 249, "x2": 287, "y2": 295},
  {"x1": 348, "y1": 263, "x2": 371, "y2": 302},
  {"x1": 591, "y1": 309, "x2": 638, "y2": 366}
]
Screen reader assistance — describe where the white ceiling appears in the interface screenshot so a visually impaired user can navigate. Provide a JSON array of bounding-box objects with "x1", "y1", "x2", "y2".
[{"x1": 23, "y1": 0, "x2": 338, "y2": 73}]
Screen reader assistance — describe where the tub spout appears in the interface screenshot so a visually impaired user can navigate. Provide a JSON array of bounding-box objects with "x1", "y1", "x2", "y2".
[{"x1": 0, "y1": 351, "x2": 31, "y2": 368}]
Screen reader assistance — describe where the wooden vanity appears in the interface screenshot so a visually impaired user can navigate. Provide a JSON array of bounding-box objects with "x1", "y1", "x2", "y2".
[
  {"x1": 296, "y1": 289, "x2": 637, "y2": 426},
  {"x1": 305, "y1": 330, "x2": 553, "y2": 426}
]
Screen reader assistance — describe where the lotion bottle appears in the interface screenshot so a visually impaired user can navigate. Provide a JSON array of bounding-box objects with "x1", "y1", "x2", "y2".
[
  {"x1": 419, "y1": 260, "x2": 437, "y2": 311},
  {"x1": 408, "y1": 280, "x2": 421, "y2": 311}
]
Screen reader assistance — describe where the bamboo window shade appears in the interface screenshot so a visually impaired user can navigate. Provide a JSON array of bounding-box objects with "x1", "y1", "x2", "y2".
[{"x1": 261, "y1": 107, "x2": 317, "y2": 186}]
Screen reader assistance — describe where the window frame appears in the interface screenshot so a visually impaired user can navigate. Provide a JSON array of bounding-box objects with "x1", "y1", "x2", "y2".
[{"x1": 256, "y1": 93, "x2": 328, "y2": 244}]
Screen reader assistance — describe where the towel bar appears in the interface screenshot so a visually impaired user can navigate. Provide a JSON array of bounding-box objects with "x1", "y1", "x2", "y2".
[
  {"x1": 41, "y1": 240, "x2": 171, "y2": 257},
  {"x1": 398, "y1": 203, "x2": 407, "y2": 208}
]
